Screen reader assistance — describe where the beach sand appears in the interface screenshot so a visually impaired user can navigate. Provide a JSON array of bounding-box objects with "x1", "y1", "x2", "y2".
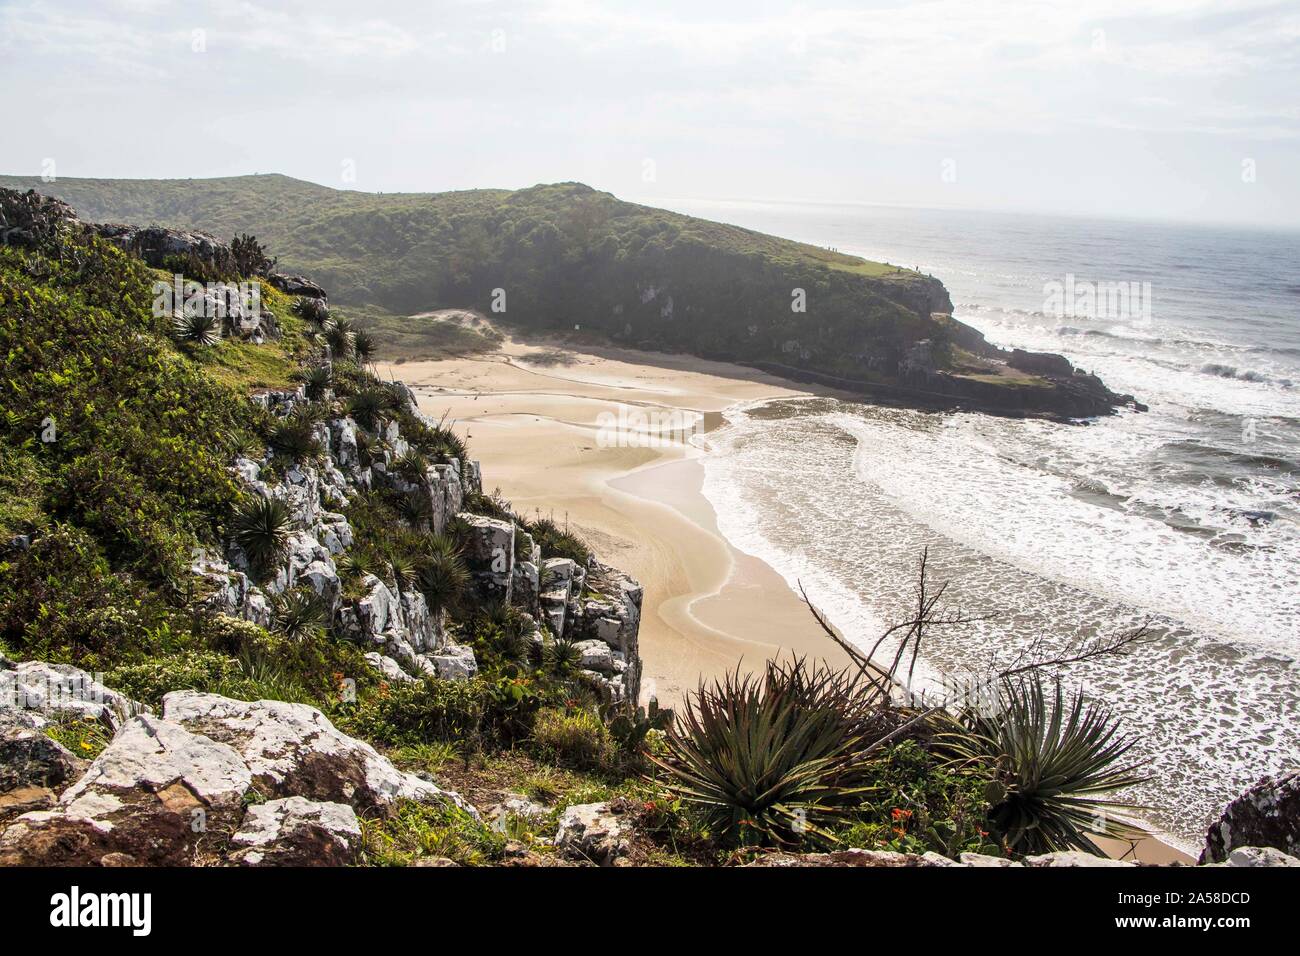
[
  {"x1": 375, "y1": 322, "x2": 1194, "y2": 865},
  {"x1": 378, "y1": 330, "x2": 854, "y2": 705}
]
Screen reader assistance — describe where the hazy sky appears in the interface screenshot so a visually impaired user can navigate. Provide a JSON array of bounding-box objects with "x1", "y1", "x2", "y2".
[{"x1": 2, "y1": 0, "x2": 1298, "y2": 226}]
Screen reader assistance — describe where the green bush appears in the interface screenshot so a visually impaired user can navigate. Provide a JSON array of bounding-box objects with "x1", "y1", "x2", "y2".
[
  {"x1": 106, "y1": 650, "x2": 243, "y2": 708},
  {"x1": 531, "y1": 707, "x2": 615, "y2": 771},
  {"x1": 343, "y1": 675, "x2": 484, "y2": 748}
]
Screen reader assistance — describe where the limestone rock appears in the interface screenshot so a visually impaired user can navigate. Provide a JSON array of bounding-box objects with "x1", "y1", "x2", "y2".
[
  {"x1": 555, "y1": 802, "x2": 631, "y2": 865},
  {"x1": 364, "y1": 652, "x2": 417, "y2": 685},
  {"x1": 1024, "y1": 851, "x2": 1134, "y2": 867},
  {"x1": 1201, "y1": 771, "x2": 1300, "y2": 864},
  {"x1": 230, "y1": 796, "x2": 361, "y2": 866},
  {"x1": 162, "y1": 691, "x2": 473, "y2": 817},
  {"x1": 0, "y1": 660, "x2": 146, "y2": 731},
  {"x1": 460, "y1": 514, "x2": 515, "y2": 603},
  {"x1": 0, "y1": 709, "x2": 85, "y2": 795},
  {"x1": 431, "y1": 644, "x2": 478, "y2": 682},
  {"x1": 0, "y1": 715, "x2": 251, "y2": 866},
  {"x1": 1214, "y1": 846, "x2": 1300, "y2": 867}
]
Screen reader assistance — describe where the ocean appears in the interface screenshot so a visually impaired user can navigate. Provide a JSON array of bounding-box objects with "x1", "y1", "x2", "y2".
[{"x1": 664, "y1": 197, "x2": 1300, "y2": 850}]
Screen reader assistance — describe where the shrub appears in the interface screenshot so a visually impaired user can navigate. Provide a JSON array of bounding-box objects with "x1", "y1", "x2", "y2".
[
  {"x1": 416, "y1": 550, "x2": 471, "y2": 616},
  {"x1": 531, "y1": 707, "x2": 615, "y2": 771},
  {"x1": 323, "y1": 318, "x2": 356, "y2": 360},
  {"x1": 939, "y1": 675, "x2": 1146, "y2": 856},
  {"x1": 230, "y1": 234, "x2": 276, "y2": 277},
  {"x1": 526, "y1": 515, "x2": 591, "y2": 566},
  {"x1": 230, "y1": 495, "x2": 292, "y2": 580},
  {"x1": 651, "y1": 657, "x2": 896, "y2": 848},
  {"x1": 171, "y1": 310, "x2": 221, "y2": 346},
  {"x1": 105, "y1": 650, "x2": 242, "y2": 707},
  {"x1": 353, "y1": 329, "x2": 377, "y2": 364},
  {"x1": 266, "y1": 414, "x2": 323, "y2": 463},
  {"x1": 344, "y1": 676, "x2": 484, "y2": 747},
  {"x1": 269, "y1": 587, "x2": 330, "y2": 642}
]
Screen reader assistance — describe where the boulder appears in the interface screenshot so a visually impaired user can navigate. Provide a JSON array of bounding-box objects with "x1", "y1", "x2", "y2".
[
  {"x1": 230, "y1": 796, "x2": 361, "y2": 866},
  {"x1": 1214, "y1": 846, "x2": 1300, "y2": 867},
  {"x1": 1201, "y1": 771, "x2": 1300, "y2": 864},
  {"x1": 161, "y1": 691, "x2": 473, "y2": 817},
  {"x1": 364, "y1": 652, "x2": 417, "y2": 685},
  {"x1": 573, "y1": 640, "x2": 615, "y2": 675},
  {"x1": 459, "y1": 514, "x2": 514, "y2": 602},
  {"x1": 0, "y1": 660, "x2": 145, "y2": 731},
  {"x1": 0, "y1": 715, "x2": 251, "y2": 866},
  {"x1": 0, "y1": 709, "x2": 85, "y2": 795},
  {"x1": 431, "y1": 644, "x2": 478, "y2": 682},
  {"x1": 1023, "y1": 851, "x2": 1134, "y2": 867},
  {"x1": 268, "y1": 273, "x2": 327, "y2": 300},
  {"x1": 555, "y1": 802, "x2": 631, "y2": 865}
]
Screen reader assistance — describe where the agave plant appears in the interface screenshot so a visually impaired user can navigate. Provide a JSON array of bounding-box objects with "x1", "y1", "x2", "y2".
[
  {"x1": 650, "y1": 657, "x2": 894, "y2": 848},
  {"x1": 353, "y1": 329, "x2": 378, "y2": 365},
  {"x1": 301, "y1": 364, "x2": 332, "y2": 401},
  {"x1": 348, "y1": 388, "x2": 389, "y2": 432},
  {"x1": 323, "y1": 318, "x2": 356, "y2": 359},
  {"x1": 394, "y1": 488, "x2": 435, "y2": 529},
  {"x1": 543, "y1": 634, "x2": 582, "y2": 674},
  {"x1": 939, "y1": 675, "x2": 1147, "y2": 856},
  {"x1": 416, "y1": 550, "x2": 471, "y2": 616},
  {"x1": 172, "y1": 310, "x2": 221, "y2": 345},
  {"x1": 270, "y1": 587, "x2": 329, "y2": 642},
  {"x1": 391, "y1": 449, "x2": 431, "y2": 484},
  {"x1": 267, "y1": 413, "x2": 323, "y2": 462},
  {"x1": 294, "y1": 297, "x2": 330, "y2": 327},
  {"x1": 231, "y1": 496, "x2": 292, "y2": 580}
]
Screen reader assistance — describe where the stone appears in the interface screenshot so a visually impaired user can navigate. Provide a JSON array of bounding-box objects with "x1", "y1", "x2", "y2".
[
  {"x1": 431, "y1": 644, "x2": 478, "y2": 682},
  {"x1": 1216, "y1": 846, "x2": 1300, "y2": 867},
  {"x1": 230, "y1": 796, "x2": 361, "y2": 866},
  {"x1": 162, "y1": 691, "x2": 473, "y2": 817},
  {"x1": 268, "y1": 273, "x2": 327, "y2": 300},
  {"x1": 0, "y1": 715, "x2": 251, "y2": 866},
  {"x1": 0, "y1": 660, "x2": 146, "y2": 731},
  {"x1": 0, "y1": 709, "x2": 85, "y2": 794},
  {"x1": 1200, "y1": 771, "x2": 1300, "y2": 864},
  {"x1": 460, "y1": 514, "x2": 514, "y2": 602},
  {"x1": 748, "y1": 848, "x2": 954, "y2": 867},
  {"x1": 364, "y1": 652, "x2": 417, "y2": 685},
  {"x1": 573, "y1": 640, "x2": 615, "y2": 675},
  {"x1": 959, "y1": 852, "x2": 1023, "y2": 867},
  {"x1": 1023, "y1": 851, "x2": 1134, "y2": 867},
  {"x1": 555, "y1": 802, "x2": 631, "y2": 866}
]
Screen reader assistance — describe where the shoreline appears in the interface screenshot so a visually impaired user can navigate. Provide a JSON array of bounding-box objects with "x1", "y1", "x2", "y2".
[{"x1": 375, "y1": 327, "x2": 1194, "y2": 865}]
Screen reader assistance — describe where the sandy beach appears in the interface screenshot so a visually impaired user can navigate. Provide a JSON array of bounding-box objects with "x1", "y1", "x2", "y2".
[
  {"x1": 378, "y1": 323, "x2": 854, "y2": 706},
  {"x1": 376, "y1": 317, "x2": 1193, "y2": 865}
]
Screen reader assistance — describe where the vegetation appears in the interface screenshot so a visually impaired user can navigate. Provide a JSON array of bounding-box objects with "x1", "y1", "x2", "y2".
[{"x1": 1, "y1": 175, "x2": 965, "y2": 381}]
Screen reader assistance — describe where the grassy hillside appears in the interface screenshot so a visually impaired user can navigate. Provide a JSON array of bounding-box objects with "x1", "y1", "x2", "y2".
[{"x1": 0, "y1": 174, "x2": 953, "y2": 376}]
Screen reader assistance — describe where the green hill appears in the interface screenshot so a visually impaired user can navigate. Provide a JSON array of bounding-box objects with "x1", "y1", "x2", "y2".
[{"x1": 1, "y1": 174, "x2": 1136, "y2": 416}]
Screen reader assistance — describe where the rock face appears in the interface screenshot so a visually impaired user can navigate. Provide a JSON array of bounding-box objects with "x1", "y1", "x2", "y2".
[
  {"x1": 555, "y1": 802, "x2": 632, "y2": 866},
  {"x1": 0, "y1": 715, "x2": 251, "y2": 866},
  {"x1": 0, "y1": 711, "x2": 84, "y2": 795},
  {"x1": 268, "y1": 272, "x2": 327, "y2": 300},
  {"x1": 96, "y1": 223, "x2": 237, "y2": 276},
  {"x1": 230, "y1": 797, "x2": 361, "y2": 866},
  {"x1": 0, "y1": 660, "x2": 146, "y2": 731},
  {"x1": 162, "y1": 691, "x2": 472, "y2": 816},
  {"x1": 1200, "y1": 771, "x2": 1300, "y2": 864}
]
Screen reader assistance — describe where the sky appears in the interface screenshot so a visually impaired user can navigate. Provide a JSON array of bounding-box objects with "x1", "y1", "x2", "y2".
[{"x1": 2, "y1": 0, "x2": 1298, "y2": 226}]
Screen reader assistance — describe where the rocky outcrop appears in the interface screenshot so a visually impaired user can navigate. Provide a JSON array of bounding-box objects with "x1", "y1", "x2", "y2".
[
  {"x1": 0, "y1": 715, "x2": 251, "y2": 866},
  {"x1": 230, "y1": 796, "x2": 361, "y2": 866},
  {"x1": 0, "y1": 659, "x2": 146, "y2": 731},
  {"x1": 268, "y1": 272, "x2": 327, "y2": 300},
  {"x1": 555, "y1": 802, "x2": 632, "y2": 866},
  {"x1": 162, "y1": 691, "x2": 473, "y2": 817},
  {"x1": 0, "y1": 710, "x2": 84, "y2": 797},
  {"x1": 97, "y1": 223, "x2": 237, "y2": 276},
  {"x1": 1201, "y1": 771, "x2": 1300, "y2": 864}
]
